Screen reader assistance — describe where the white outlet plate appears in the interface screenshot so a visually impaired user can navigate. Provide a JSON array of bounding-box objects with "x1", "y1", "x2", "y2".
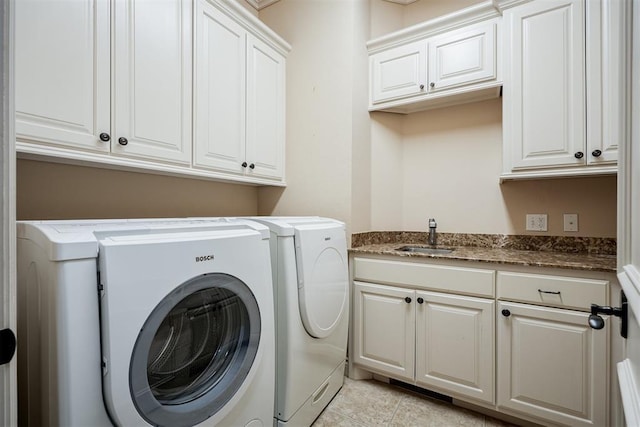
[
  {"x1": 526, "y1": 214, "x2": 548, "y2": 231},
  {"x1": 563, "y1": 214, "x2": 578, "y2": 232}
]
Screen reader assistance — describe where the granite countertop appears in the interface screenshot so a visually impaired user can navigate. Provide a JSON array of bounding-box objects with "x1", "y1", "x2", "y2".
[{"x1": 349, "y1": 232, "x2": 617, "y2": 273}]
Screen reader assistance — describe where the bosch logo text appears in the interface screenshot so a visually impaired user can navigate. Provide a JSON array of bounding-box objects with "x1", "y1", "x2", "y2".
[{"x1": 195, "y1": 255, "x2": 215, "y2": 262}]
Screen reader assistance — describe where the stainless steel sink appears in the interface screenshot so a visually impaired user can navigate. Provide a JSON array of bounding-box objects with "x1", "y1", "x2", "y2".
[{"x1": 395, "y1": 245, "x2": 454, "y2": 255}]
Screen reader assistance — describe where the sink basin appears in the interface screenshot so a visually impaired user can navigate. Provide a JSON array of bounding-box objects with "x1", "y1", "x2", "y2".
[{"x1": 395, "y1": 246, "x2": 454, "y2": 255}]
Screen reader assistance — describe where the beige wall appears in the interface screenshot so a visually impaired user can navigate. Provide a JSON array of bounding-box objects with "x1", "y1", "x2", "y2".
[
  {"x1": 257, "y1": 0, "x2": 372, "y2": 236},
  {"x1": 17, "y1": 160, "x2": 258, "y2": 220}
]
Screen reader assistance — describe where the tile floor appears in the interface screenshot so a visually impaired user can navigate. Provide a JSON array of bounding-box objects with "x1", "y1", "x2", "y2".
[{"x1": 312, "y1": 377, "x2": 518, "y2": 427}]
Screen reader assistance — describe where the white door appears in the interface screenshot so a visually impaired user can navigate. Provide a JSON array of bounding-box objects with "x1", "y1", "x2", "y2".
[
  {"x1": 616, "y1": 0, "x2": 640, "y2": 423},
  {"x1": 112, "y1": 0, "x2": 192, "y2": 164},
  {"x1": 352, "y1": 281, "x2": 415, "y2": 382},
  {"x1": 415, "y1": 291, "x2": 494, "y2": 404},
  {"x1": 193, "y1": 0, "x2": 246, "y2": 174},
  {"x1": 504, "y1": 0, "x2": 586, "y2": 170},
  {"x1": 1, "y1": 1, "x2": 17, "y2": 425},
  {"x1": 370, "y1": 40, "x2": 427, "y2": 104},
  {"x1": 245, "y1": 33, "x2": 285, "y2": 181}
]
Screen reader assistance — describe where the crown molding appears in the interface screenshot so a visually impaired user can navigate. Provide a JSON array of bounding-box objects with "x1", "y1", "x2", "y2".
[
  {"x1": 244, "y1": 0, "x2": 281, "y2": 10},
  {"x1": 382, "y1": 0, "x2": 420, "y2": 4}
]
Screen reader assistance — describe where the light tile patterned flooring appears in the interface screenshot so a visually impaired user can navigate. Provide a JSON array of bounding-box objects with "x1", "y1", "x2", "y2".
[{"x1": 312, "y1": 377, "x2": 518, "y2": 427}]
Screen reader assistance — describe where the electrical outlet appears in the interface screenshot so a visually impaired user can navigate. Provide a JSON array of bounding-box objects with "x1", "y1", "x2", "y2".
[
  {"x1": 526, "y1": 214, "x2": 548, "y2": 231},
  {"x1": 563, "y1": 214, "x2": 578, "y2": 232}
]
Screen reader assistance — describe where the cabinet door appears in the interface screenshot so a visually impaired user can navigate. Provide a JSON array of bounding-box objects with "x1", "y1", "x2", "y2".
[
  {"x1": 427, "y1": 20, "x2": 497, "y2": 92},
  {"x1": 415, "y1": 291, "x2": 494, "y2": 404},
  {"x1": 370, "y1": 41, "x2": 427, "y2": 104},
  {"x1": 112, "y1": 0, "x2": 192, "y2": 164},
  {"x1": 503, "y1": 0, "x2": 586, "y2": 170},
  {"x1": 497, "y1": 302, "x2": 608, "y2": 426},
  {"x1": 353, "y1": 282, "x2": 415, "y2": 382},
  {"x1": 245, "y1": 34, "x2": 285, "y2": 181},
  {"x1": 193, "y1": 0, "x2": 246, "y2": 174},
  {"x1": 15, "y1": 0, "x2": 110, "y2": 152}
]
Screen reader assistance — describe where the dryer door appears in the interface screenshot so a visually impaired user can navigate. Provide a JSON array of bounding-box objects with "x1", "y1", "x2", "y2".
[
  {"x1": 129, "y1": 273, "x2": 261, "y2": 427},
  {"x1": 294, "y1": 224, "x2": 348, "y2": 339}
]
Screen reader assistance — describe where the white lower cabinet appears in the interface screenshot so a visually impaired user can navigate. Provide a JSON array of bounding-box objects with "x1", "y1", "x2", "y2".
[
  {"x1": 497, "y1": 302, "x2": 608, "y2": 427},
  {"x1": 353, "y1": 281, "x2": 495, "y2": 404},
  {"x1": 350, "y1": 256, "x2": 615, "y2": 426}
]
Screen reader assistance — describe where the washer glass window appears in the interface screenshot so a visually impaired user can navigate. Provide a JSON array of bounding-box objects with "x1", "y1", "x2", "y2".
[{"x1": 130, "y1": 273, "x2": 261, "y2": 427}]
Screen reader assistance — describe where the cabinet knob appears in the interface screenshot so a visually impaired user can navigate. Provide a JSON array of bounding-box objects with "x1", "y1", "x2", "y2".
[
  {"x1": 419, "y1": 84, "x2": 425, "y2": 90},
  {"x1": 429, "y1": 82, "x2": 435, "y2": 88},
  {"x1": 501, "y1": 309, "x2": 511, "y2": 317},
  {"x1": 592, "y1": 149, "x2": 602, "y2": 158},
  {"x1": 574, "y1": 151, "x2": 584, "y2": 159},
  {"x1": 241, "y1": 162, "x2": 248, "y2": 168},
  {"x1": 417, "y1": 297, "x2": 424, "y2": 304},
  {"x1": 404, "y1": 297, "x2": 412, "y2": 304},
  {"x1": 118, "y1": 137, "x2": 128, "y2": 146},
  {"x1": 99, "y1": 133, "x2": 110, "y2": 142},
  {"x1": 249, "y1": 163, "x2": 255, "y2": 169}
]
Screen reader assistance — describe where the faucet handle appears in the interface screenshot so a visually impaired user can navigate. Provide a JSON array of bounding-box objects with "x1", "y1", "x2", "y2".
[{"x1": 428, "y1": 218, "x2": 437, "y2": 228}]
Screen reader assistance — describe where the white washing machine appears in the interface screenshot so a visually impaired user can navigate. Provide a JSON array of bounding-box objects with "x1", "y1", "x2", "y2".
[
  {"x1": 247, "y1": 217, "x2": 349, "y2": 426},
  {"x1": 17, "y1": 218, "x2": 275, "y2": 427}
]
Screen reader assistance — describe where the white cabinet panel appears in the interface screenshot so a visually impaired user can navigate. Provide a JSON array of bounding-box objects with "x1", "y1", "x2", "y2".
[
  {"x1": 497, "y1": 301, "x2": 608, "y2": 426},
  {"x1": 428, "y1": 21, "x2": 497, "y2": 92},
  {"x1": 15, "y1": 0, "x2": 109, "y2": 152},
  {"x1": 353, "y1": 281, "x2": 415, "y2": 382},
  {"x1": 370, "y1": 41, "x2": 427, "y2": 104},
  {"x1": 416, "y1": 291, "x2": 494, "y2": 404},
  {"x1": 505, "y1": 0, "x2": 585, "y2": 170},
  {"x1": 193, "y1": 0, "x2": 246, "y2": 173},
  {"x1": 245, "y1": 34, "x2": 285, "y2": 180},
  {"x1": 112, "y1": 0, "x2": 192, "y2": 164}
]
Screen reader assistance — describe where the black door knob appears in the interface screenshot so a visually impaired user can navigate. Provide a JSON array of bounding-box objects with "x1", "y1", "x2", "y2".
[
  {"x1": 241, "y1": 162, "x2": 248, "y2": 168},
  {"x1": 0, "y1": 328, "x2": 16, "y2": 365},
  {"x1": 118, "y1": 137, "x2": 128, "y2": 146},
  {"x1": 592, "y1": 149, "x2": 602, "y2": 157},
  {"x1": 99, "y1": 132, "x2": 110, "y2": 142},
  {"x1": 249, "y1": 163, "x2": 255, "y2": 169},
  {"x1": 404, "y1": 297, "x2": 412, "y2": 304},
  {"x1": 417, "y1": 297, "x2": 424, "y2": 304},
  {"x1": 502, "y1": 309, "x2": 511, "y2": 317},
  {"x1": 574, "y1": 151, "x2": 584, "y2": 159}
]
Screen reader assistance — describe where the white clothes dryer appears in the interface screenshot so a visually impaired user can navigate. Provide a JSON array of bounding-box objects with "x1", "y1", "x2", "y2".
[
  {"x1": 247, "y1": 217, "x2": 349, "y2": 426},
  {"x1": 17, "y1": 218, "x2": 275, "y2": 427}
]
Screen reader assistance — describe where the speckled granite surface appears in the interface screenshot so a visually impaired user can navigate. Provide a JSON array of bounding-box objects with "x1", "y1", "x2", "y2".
[{"x1": 350, "y1": 232, "x2": 616, "y2": 272}]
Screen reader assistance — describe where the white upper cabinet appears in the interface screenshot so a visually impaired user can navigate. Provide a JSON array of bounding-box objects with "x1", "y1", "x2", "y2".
[
  {"x1": 370, "y1": 40, "x2": 427, "y2": 104},
  {"x1": 427, "y1": 21, "x2": 497, "y2": 92},
  {"x1": 112, "y1": 0, "x2": 192, "y2": 164},
  {"x1": 193, "y1": 0, "x2": 286, "y2": 182},
  {"x1": 368, "y1": 3, "x2": 502, "y2": 114},
  {"x1": 501, "y1": 0, "x2": 627, "y2": 180},
  {"x1": 15, "y1": 0, "x2": 290, "y2": 186},
  {"x1": 15, "y1": 0, "x2": 110, "y2": 153}
]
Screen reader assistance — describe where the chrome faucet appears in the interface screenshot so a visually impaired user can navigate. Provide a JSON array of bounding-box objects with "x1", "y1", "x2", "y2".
[{"x1": 428, "y1": 218, "x2": 437, "y2": 246}]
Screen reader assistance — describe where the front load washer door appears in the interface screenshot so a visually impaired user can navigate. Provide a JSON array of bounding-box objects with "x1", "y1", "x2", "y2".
[
  {"x1": 294, "y1": 224, "x2": 348, "y2": 339},
  {"x1": 129, "y1": 273, "x2": 261, "y2": 427}
]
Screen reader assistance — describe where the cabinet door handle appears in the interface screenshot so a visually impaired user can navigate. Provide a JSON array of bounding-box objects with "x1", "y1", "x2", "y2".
[
  {"x1": 249, "y1": 163, "x2": 255, "y2": 169},
  {"x1": 404, "y1": 297, "x2": 412, "y2": 304},
  {"x1": 99, "y1": 132, "x2": 110, "y2": 142},
  {"x1": 118, "y1": 137, "x2": 128, "y2": 146},
  {"x1": 429, "y1": 82, "x2": 435, "y2": 88},
  {"x1": 419, "y1": 84, "x2": 425, "y2": 90},
  {"x1": 501, "y1": 309, "x2": 511, "y2": 317},
  {"x1": 538, "y1": 289, "x2": 561, "y2": 295},
  {"x1": 241, "y1": 162, "x2": 248, "y2": 168},
  {"x1": 592, "y1": 149, "x2": 602, "y2": 157},
  {"x1": 417, "y1": 297, "x2": 424, "y2": 304},
  {"x1": 574, "y1": 151, "x2": 584, "y2": 159}
]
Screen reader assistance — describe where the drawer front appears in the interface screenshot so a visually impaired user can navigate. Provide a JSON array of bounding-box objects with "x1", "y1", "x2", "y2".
[
  {"x1": 353, "y1": 257, "x2": 494, "y2": 298},
  {"x1": 497, "y1": 271, "x2": 608, "y2": 310}
]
